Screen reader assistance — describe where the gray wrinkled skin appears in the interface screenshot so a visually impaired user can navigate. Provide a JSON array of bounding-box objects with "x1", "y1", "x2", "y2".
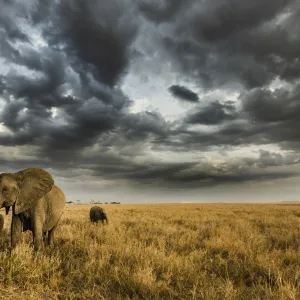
[
  {"x1": 90, "y1": 206, "x2": 108, "y2": 224},
  {"x1": 0, "y1": 168, "x2": 66, "y2": 251}
]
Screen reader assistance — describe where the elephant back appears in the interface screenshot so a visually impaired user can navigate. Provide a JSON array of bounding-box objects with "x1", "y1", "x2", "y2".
[{"x1": 90, "y1": 206, "x2": 106, "y2": 222}]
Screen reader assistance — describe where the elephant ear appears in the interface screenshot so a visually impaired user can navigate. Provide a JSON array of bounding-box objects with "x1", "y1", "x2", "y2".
[{"x1": 14, "y1": 168, "x2": 54, "y2": 215}]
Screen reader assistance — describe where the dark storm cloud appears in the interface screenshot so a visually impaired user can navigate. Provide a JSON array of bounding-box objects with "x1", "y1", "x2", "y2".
[
  {"x1": 37, "y1": 0, "x2": 138, "y2": 87},
  {"x1": 168, "y1": 85, "x2": 199, "y2": 103},
  {"x1": 121, "y1": 110, "x2": 170, "y2": 140},
  {"x1": 257, "y1": 150, "x2": 300, "y2": 168},
  {"x1": 0, "y1": 0, "x2": 176, "y2": 180},
  {"x1": 0, "y1": 145, "x2": 297, "y2": 189},
  {"x1": 1, "y1": 0, "x2": 300, "y2": 191},
  {"x1": 88, "y1": 156, "x2": 299, "y2": 188},
  {"x1": 242, "y1": 84, "x2": 300, "y2": 123},
  {"x1": 137, "y1": 0, "x2": 187, "y2": 23},
  {"x1": 184, "y1": 101, "x2": 237, "y2": 125},
  {"x1": 157, "y1": 0, "x2": 300, "y2": 89},
  {"x1": 0, "y1": 2, "x2": 30, "y2": 43},
  {"x1": 237, "y1": 83, "x2": 300, "y2": 150},
  {"x1": 189, "y1": 1, "x2": 293, "y2": 43},
  {"x1": 158, "y1": 78, "x2": 300, "y2": 152},
  {"x1": 3, "y1": 54, "x2": 66, "y2": 100},
  {"x1": 154, "y1": 119, "x2": 276, "y2": 152}
]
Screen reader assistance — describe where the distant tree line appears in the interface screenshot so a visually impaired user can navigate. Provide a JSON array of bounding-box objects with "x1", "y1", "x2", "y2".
[{"x1": 66, "y1": 201, "x2": 121, "y2": 204}]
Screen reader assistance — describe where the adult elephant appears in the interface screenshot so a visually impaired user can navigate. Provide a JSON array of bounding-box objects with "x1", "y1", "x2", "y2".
[
  {"x1": 0, "y1": 168, "x2": 66, "y2": 251},
  {"x1": 90, "y1": 206, "x2": 108, "y2": 224}
]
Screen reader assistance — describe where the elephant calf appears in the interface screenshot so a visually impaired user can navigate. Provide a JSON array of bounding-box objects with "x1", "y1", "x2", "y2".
[
  {"x1": 0, "y1": 214, "x2": 3, "y2": 232},
  {"x1": 90, "y1": 206, "x2": 108, "y2": 224}
]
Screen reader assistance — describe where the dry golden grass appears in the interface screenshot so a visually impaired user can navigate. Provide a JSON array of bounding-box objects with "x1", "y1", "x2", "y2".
[{"x1": 1, "y1": 203, "x2": 300, "y2": 299}]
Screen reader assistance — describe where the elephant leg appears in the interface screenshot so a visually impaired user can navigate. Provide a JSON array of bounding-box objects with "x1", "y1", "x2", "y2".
[
  {"x1": 47, "y1": 226, "x2": 56, "y2": 246},
  {"x1": 32, "y1": 217, "x2": 44, "y2": 251},
  {"x1": 11, "y1": 214, "x2": 22, "y2": 249},
  {"x1": 43, "y1": 231, "x2": 48, "y2": 243}
]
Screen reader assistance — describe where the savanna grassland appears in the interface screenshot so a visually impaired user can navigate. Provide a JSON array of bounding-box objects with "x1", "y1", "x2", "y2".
[{"x1": 1, "y1": 203, "x2": 300, "y2": 299}]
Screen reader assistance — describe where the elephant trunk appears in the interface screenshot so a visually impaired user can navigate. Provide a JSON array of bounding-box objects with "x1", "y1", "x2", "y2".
[{"x1": 0, "y1": 199, "x2": 12, "y2": 215}]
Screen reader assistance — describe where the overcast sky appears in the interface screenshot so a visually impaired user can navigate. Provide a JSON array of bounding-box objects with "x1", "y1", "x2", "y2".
[{"x1": 0, "y1": 0, "x2": 300, "y2": 203}]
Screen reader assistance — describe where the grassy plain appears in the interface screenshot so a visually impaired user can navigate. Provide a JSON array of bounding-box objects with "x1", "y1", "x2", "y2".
[{"x1": 1, "y1": 203, "x2": 300, "y2": 299}]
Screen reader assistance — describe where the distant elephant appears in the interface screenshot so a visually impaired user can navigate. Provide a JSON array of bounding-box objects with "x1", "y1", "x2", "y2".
[
  {"x1": 0, "y1": 168, "x2": 66, "y2": 251},
  {"x1": 90, "y1": 206, "x2": 108, "y2": 224},
  {"x1": 0, "y1": 214, "x2": 3, "y2": 232}
]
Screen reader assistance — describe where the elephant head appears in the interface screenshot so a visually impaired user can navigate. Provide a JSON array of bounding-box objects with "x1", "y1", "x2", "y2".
[{"x1": 0, "y1": 168, "x2": 54, "y2": 215}]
